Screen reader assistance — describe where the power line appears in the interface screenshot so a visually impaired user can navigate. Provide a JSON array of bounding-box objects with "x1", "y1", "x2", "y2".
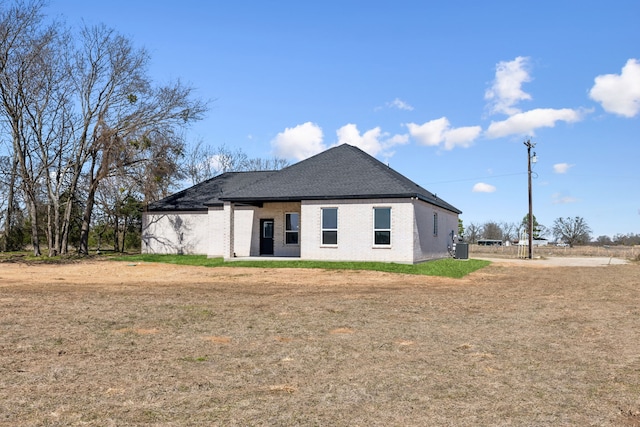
[
  {"x1": 425, "y1": 172, "x2": 640, "y2": 186},
  {"x1": 561, "y1": 174, "x2": 640, "y2": 181},
  {"x1": 424, "y1": 172, "x2": 526, "y2": 185}
]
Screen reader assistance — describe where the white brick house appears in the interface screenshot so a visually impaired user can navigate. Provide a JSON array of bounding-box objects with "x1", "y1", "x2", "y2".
[{"x1": 142, "y1": 144, "x2": 461, "y2": 264}]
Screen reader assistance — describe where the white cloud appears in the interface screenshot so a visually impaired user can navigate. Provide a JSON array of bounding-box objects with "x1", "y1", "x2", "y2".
[
  {"x1": 443, "y1": 126, "x2": 483, "y2": 150},
  {"x1": 336, "y1": 124, "x2": 382, "y2": 155},
  {"x1": 406, "y1": 117, "x2": 449, "y2": 147},
  {"x1": 485, "y1": 108, "x2": 584, "y2": 138},
  {"x1": 387, "y1": 98, "x2": 414, "y2": 111},
  {"x1": 406, "y1": 117, "x2": 481, "y2": 150},
  {"x1": 552, "y1": 192, "x2": 578, "y2": 204},
  {"x1": 589, "y1": 58, "x2": 640, "y2": 118},
  {"x1": 485, "y1": 56, "x2": 532, "y2": 115},
  {"x1": 335, "y1": 123, "x2": 408, "y2": 157},
  {"x1": 553, "y1": 163, "x2": 574, "y2": 174},
  {"x1": 473, "y1": 183, "x2": 496, "y2": 193},
  {"x1": 271, "y1": 122, "x2": 409, "y2": 161},
  {"x1": 271, "y1": 122, "x2": 325, "y2": 161},
  {"x1": 386, "y1": 133, "x2": 410, "y2": 146}
]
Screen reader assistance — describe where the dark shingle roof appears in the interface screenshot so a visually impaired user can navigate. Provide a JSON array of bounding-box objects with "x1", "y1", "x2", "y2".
[
  {"x1": 146, "y1": 145, "x2": 461, "y2": 214},
  {"x1": 146, "y1": 171, "x2": 275, "y2": 211},
  {"x1": 222, "y1": 144, "x2": 461, "y2": 214}
]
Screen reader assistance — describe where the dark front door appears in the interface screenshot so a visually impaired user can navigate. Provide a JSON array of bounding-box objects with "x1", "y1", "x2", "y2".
[{"x1": 260, "y1": 219, "x2": 274, "y2": 255}]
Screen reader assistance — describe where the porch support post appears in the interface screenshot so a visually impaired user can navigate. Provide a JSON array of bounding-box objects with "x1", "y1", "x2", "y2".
[{"x1": 223, "y1": 201, "x2": 235, "y2": 260}]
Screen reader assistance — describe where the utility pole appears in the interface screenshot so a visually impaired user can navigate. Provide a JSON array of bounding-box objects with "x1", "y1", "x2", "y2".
[{"x1": 524, "y1": 139, "x2": 537, "y2": 259}]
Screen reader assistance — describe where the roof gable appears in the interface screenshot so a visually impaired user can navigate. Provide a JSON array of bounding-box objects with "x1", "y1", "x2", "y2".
[{"x1": 222, "y1": 144, "x2": 461, "y2": 213}]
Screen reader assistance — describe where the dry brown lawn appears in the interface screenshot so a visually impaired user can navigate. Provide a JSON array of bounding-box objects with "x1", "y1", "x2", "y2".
[{"x1": 1, "y1": 258, "x2": 639, "y2": 426}]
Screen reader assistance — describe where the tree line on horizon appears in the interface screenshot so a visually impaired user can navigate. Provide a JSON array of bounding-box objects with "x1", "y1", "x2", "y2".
[{"x1": 460, "y1": 215, "x2": 640, "y2": 248}]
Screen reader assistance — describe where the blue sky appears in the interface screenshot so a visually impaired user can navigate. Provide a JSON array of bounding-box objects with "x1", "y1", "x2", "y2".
[{"x1": 48, "y1": 0, "x2": 639, "y2": 239}]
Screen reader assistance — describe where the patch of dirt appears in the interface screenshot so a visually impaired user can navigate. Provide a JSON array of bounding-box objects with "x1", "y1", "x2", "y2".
[{"x1": 1, "y1": 259, "x2": 639, "y2": 426}]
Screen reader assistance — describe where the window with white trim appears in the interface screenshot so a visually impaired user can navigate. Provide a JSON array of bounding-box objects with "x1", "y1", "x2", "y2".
[
  {"x1": 373, "y1": 207, "x2": 391, "y2": 245},
  {"x1": 285, "y1": 213, "x2": 299, "y2": 245},
  {"x1": 433, "y1": 212, "x2": 439, "y2": 236},
  {"x1": 321, "y1": 208, "x2": 338, "y2": 245}
]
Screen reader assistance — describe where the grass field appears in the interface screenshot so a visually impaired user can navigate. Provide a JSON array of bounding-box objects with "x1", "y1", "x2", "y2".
[
  {"x1": 1, "y1": 258, "x2": 639, "y2": 426},
  {"x1": 111, "y1": 254, "x2": 490, "y2": 279}
]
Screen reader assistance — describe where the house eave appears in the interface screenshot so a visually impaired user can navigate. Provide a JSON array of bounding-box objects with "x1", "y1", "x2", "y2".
[
  {"x1": 145, "y1": 207, "x2": 209, "y2": 213},
  {"x1": 414, "y1": 194, "x2": 462, "y2": 214},
  {"x1": 220, "y1": 193, "x2": 408, "y2": 203},
  {"x1": 204, "y1": 201, "x2": 263, "y2": 208},
  {"x1": 220, "y1": 193, "x2": 461, "y2": 214}
]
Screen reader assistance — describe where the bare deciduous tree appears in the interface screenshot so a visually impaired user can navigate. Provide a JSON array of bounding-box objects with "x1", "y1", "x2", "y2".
[
  {"x1": 0, "y1": 148, "x2": 21, "y2": 250},
  {"x1": 612, "y1": 233, "x2": 640, "y2": 246},
  {"x1": 184, "y1": 140, "x2": 221, "y2": 185},
  {"x1": 465, "y1": 222, "x2": 481, "y2": 244},
  {"x1": 21, "y1": 24, "x2": 71, "y2": 256},
  {"x1": 0, "y1": 0, "x2": 54, "y2": 255},
  {"x1": 500, "y1": 221, "x2": 519, "y2": 243},
  {"x1": 1, "y1": 2, "x2": 206, "y2": 256},
  {"x1": 552, "y1": 216, "x2": 592, "y2": 247},
  {"x1": 65, "y1": 24, "x2": 206, "y2": 254},
  {"x1": 184, "y1": 142, "x2": 289, "y2": 186},
  {"x1": 481, "y1": 221, "x2": 503, "y2": 241},
  {"x1": 242, "y1": 156, "x2": 289, "y2": 172}
]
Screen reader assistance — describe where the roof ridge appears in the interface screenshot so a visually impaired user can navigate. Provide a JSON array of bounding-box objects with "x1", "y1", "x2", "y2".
[
  {"x1": 215, "y1": 144, "x2": 460, "y2": 214},
  {"x1": 345, "y1": 144, "x2": 434, "y2": 196}
]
